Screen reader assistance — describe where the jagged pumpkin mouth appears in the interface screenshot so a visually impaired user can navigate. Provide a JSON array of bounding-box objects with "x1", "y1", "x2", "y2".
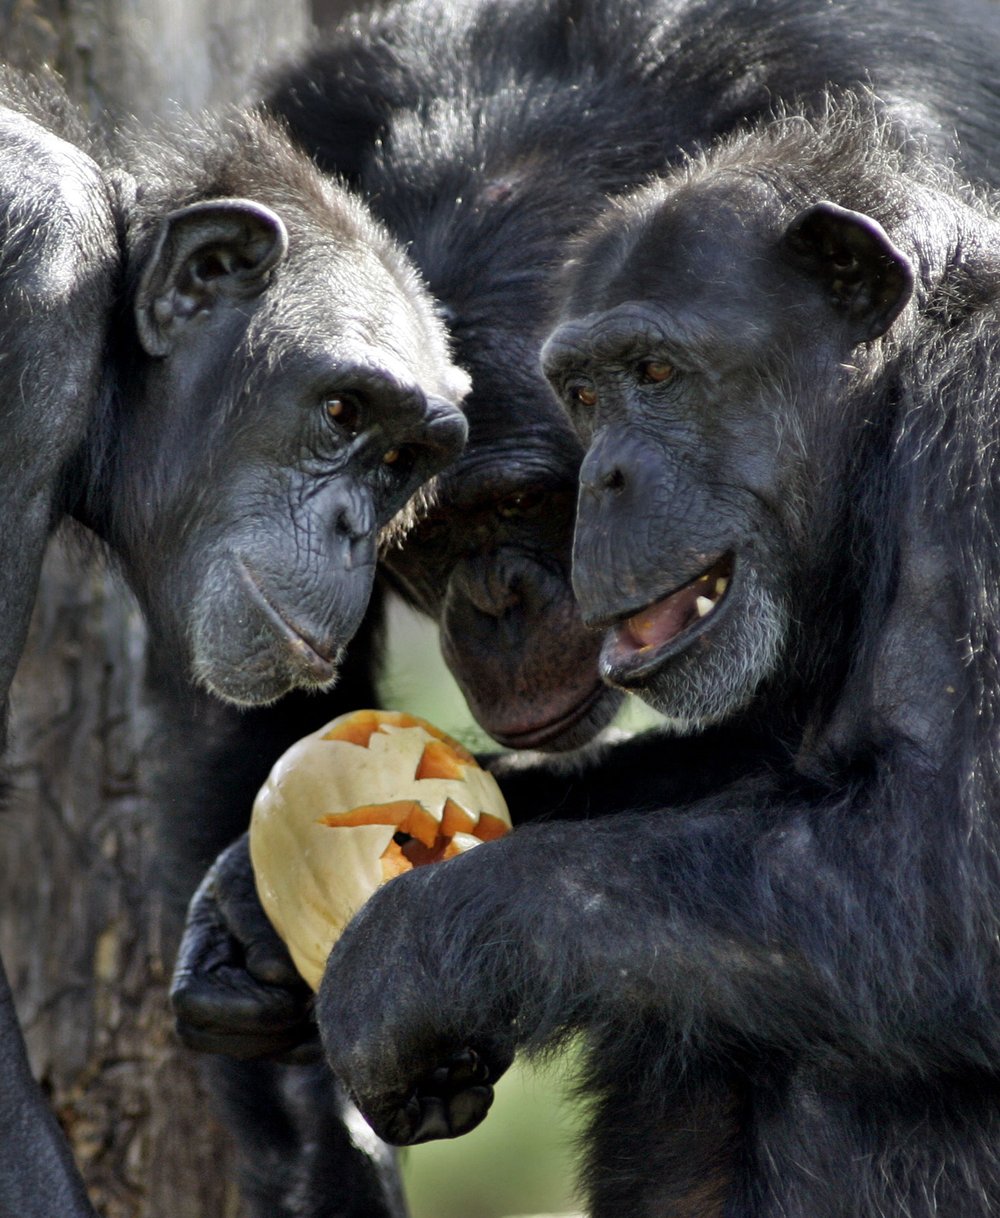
[{"x1": 316, "y1": 710, "x2": 508, "y2": 880}]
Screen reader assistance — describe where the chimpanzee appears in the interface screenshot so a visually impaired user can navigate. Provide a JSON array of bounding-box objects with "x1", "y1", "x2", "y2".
[
  {"x1": 0, "y1": 69, "x2": 119, "y2": 1218},
  {"x1": 307, "y1": 95, "x2": 1000, "y2": 1216},
  {"x1": 0, "y1": 89, "x2": 468, "y2": 1217}
]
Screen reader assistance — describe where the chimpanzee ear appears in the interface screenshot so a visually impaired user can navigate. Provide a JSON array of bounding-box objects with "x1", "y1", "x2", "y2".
[
  {"x1": 136, "y1": 198, "x2": 289, "y2": 357},
  {"x1": 782, "y1": 201, "x2": 914, "y2": 343}
]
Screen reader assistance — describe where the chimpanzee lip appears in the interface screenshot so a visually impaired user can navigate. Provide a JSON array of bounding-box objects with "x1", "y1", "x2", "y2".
[
  {"x1": 488, "y1": 680, "x2": 608, "y2": 749},
  {"x1": 600, "y1": 553, "x2": 735, "y2": 685},
  {"x1": 235, "y1": 557, "x2": 340, "y2": 683}
]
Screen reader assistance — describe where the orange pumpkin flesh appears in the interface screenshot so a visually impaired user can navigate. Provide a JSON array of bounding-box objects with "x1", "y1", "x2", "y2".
[{"x1": 250, "y1": 709, "x2": 512, "y2": 989}]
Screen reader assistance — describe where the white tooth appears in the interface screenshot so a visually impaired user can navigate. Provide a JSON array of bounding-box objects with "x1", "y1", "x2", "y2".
[
  {"x1": 695, "y1": 595, "x2": 714, "y2": 618},
  {"x1": 714, "y1": 577, "x2": 729, "y2": 596}
]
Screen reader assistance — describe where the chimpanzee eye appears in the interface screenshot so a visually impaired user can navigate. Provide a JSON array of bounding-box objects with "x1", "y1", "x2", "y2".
[
  {"x1": 639, "y1": 359, "x2": 675, "y2": 384},
  {"x1": 322, "y1": 393, "x2": 362, "y2": 437},
  {"x1": 381, "y1": 445, "x2": 416, "y2": 478},
  {"x1": 497, "y1": 489, "x2": 546, "y2": 518},
  {"x1": 568, "y1": 381, "x2": 598, "y2": 408}
]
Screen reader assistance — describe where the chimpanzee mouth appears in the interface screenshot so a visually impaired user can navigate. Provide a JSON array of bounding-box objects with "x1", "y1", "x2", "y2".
[
  {"x1": 489, "y1": 680, "x2": 609, "y2": 750},
  {"x1": 235, "y1": 558, "x2": 341, "y2": 684},
  {"x1": 600, "y1": 553, "x2": 734, "y2": 684}
]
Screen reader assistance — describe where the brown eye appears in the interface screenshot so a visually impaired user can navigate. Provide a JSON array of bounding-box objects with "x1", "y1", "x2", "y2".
[
  {"x1": 323, "y1": 394, "x2": 362, "y2": 435},
  {"x1": 382, "y1": 445, "x2": 416, "y2": 477},
  {"x1": 640, "y1": 360, "x2": 674, "y2": 384},
  {"x1": 571, "y1": 383, "x2": 598, "y2": 408}
]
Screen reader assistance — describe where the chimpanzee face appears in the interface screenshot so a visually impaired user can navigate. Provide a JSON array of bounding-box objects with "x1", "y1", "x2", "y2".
[
  {"x1": 120, "y1": 192, "x2": 468, "y2": 706},
  {"x1": 381, "y1": 337, "x2": 624, "y2": 751},
  {"x1": 543, "y1": 177, "x2": 913, "y2": 726}
]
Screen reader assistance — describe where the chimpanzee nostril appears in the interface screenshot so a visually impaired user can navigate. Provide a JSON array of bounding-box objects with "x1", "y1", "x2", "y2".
[
  {"x1": 333, "y1": 501, "x2": 371, "y2": 545},
  {"x1": 603, "y1": 466, "x2": 626, "y2": 493},
  {"x1": 333, "y1": 507, "x2": 355, "y2": 539}
]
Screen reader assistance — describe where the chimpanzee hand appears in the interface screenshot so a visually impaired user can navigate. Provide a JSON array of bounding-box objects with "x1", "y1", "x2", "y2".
[
  {"x1": 317, "y1": 847, "x2": 517, "y2": 1145},
  {"x1": 170, "y1": 834, "x2": 320, "y2": 1062}
]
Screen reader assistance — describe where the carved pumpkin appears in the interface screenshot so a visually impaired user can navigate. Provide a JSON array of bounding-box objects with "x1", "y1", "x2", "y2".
[{"x1": 249, "y1": 709, "x2": 512, "y2": 990}]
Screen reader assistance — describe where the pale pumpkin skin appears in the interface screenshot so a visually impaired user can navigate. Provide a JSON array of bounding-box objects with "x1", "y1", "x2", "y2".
[{"x1": 249, "y1": 710, "x2": 511, "y2": 990}]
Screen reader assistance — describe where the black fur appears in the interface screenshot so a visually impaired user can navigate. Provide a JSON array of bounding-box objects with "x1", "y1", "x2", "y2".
[
  {"x1": 264, "y1": 0, "x2": 1000, "y2": 748},
  {"x1": 319, "y1": 98, "x2": 1000, "y2": 1217}
]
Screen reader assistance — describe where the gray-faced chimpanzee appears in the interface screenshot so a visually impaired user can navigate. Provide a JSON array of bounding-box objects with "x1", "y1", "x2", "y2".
[
  {"x1": 92, "y1": 109, "x2": 468, "y2": 710},
  {"x1": 0, "y1": 89, "x2": 467, "y2": 1218},
  {"x1": 308, "y1": 96, "x2": 1000, "y2": 1216}
]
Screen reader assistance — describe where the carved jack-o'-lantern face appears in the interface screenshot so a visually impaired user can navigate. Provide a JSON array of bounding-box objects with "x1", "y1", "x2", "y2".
[{"x1": 249, "y1": 709, "x2": 512, "y2": 990}]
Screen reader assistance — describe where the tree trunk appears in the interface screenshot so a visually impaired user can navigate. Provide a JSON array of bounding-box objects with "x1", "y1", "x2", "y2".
[
  {"x1": 0, "y1": 0, "x2": 310, "y2": 1211},
  {"x1": 2, "y1": 541, "x2": 245, "y2": 1218}
]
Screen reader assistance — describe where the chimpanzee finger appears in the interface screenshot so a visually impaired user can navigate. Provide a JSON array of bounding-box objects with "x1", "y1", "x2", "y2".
[
  {"x1": 170, "y1": 839, "x2": 316, "y2": 1060},
  {"x1": 358, "y1": 1046, "x2": 509, "y2": 1145},
  {"x1": 206, "y1": 834, "x2": 303, "y2": 988}
]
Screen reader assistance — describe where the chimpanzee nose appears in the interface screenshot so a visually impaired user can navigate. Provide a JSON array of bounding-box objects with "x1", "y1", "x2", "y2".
[
  {"x1": 420, "y1": 395, "x2": 468, "y2": 464},
  {"x1": 580, "y1": 439, "x2": 630, "y2": 500},
  {"x1": 453, "y1": 554, "x2": 522, "y2": 618},
  {"x1": 327, "y1": 486, "x2": 376, "y2": 566}
]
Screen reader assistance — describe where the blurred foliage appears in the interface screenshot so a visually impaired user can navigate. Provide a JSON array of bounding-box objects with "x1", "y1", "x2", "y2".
[{"x1": 376, "y1": 594, "x2": 660, "y2": 1218}]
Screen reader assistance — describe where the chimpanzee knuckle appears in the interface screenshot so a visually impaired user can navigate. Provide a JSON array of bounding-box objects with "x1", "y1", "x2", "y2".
[
  {"x1": 373, "y1": 1094, "x2": 424, "y2": 1146},
  {"x1": 444, "y1": 1084, "x2": 494, "y2": 1137},
  {"x1": 406, "y1": 1094, "x2": 453, "y2": 1142}
]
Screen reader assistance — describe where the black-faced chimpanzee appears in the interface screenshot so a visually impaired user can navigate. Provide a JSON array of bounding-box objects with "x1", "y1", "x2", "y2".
[
  {"x1": 0, "y1": 69, "x2": 119, "y2": 1218},
  {"x1": 0, "y1": 93, "x2": 468, "y2": 1217},
  {"x1": 309, "y1": 96, "x2": 1000, "y2": 1216}
]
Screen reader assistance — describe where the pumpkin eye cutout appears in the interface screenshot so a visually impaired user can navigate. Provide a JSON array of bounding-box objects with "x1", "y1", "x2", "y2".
[
  {"x1": 639, "y1": 359, "x2": 674, "y2": 384},
  {"x1": 322, "y1": 393, "x2": 362, "y2": 436},
  {"x1": 249, "y1": 709, "x2": 512, "y2": 990}
]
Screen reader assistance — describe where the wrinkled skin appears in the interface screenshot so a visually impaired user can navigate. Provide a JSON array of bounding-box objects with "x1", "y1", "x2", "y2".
[
  {"x1": 311, "y1": 108, "x2": 1000, "y2": 1217},
  {"x1": 74, "y1": 113, "x2": 468, "y2": 708}
]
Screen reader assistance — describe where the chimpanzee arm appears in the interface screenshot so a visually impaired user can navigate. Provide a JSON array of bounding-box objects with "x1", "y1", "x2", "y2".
[
  {"x1": 170, "y1": 711, "x2": 782, "y2": 1054},
  {"x1": 0, "y1": 959, "x2": 98, "y2": 1216},
  {"x1": 317, "y1": 755, "x2": 976, "y2": 1145},
  {"x1": 488, "y1": 715, "x2": 782, "y2": 823}
]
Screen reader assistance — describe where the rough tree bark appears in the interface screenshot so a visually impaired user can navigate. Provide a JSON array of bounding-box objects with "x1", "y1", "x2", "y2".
[{"x1": 0, "y1": 2, "x2": 310, "y2": 1213}]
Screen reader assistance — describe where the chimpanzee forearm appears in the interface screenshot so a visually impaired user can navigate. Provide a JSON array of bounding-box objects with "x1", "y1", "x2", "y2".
[
  {"x1": 0, "y1": 959, "x2": 97, "y2": 1217},
  {"x1": 317, "y1": 769, "x2": 970, "y2": 1146}
]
